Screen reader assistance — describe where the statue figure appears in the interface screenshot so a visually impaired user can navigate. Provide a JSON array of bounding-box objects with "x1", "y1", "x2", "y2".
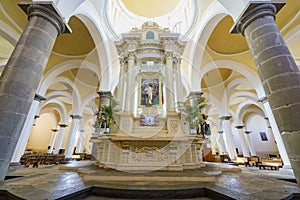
[
  {"x1": 198, "y1": 113, "x2": 208, "y2": 138},
  {"x1": 144, "y1": 83, "x2": 153, "y2": 105}
]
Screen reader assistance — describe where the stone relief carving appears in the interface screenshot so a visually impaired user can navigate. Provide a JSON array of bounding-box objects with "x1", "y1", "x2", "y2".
[
  {"x1": 120, "y1": 118, "x2": 131, "y2": 133},
  {"x1": 169, "y1": 119, "x2": 178, "y2": 132},
  {"x1": 132, "y1": 146, "x2": 168, "y2": 162}
]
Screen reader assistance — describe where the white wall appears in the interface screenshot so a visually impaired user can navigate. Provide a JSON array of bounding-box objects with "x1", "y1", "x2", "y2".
[
  {"x1": 247, "y1": 115, "x2": 278, "y2": 157},
  {"x1": 26, "y1": 114, "x2": 56, "y2": 152}
]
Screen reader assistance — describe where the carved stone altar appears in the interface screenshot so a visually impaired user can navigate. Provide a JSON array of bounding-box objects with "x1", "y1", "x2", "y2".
[{"x1": 91, "y1": 22, "x2": 207, "y2": 171}]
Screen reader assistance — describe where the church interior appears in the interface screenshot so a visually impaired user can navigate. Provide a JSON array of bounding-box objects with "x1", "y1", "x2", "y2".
[{"x1": 0, "y1": 0, "x2": 300, "y2": 199}]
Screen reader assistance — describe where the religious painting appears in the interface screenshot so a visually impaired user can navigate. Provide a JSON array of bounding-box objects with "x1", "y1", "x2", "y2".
[
  {"x1": 259, "y1": 132, "x2": 268, "y2": 141},
  {"x1": 139, "y1": 78, "x2": 161, "y2": 107}
]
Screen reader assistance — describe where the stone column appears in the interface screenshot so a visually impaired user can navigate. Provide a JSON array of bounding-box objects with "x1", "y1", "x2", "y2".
[
  {"x1": 117, "y1": 56, "x2": 135, "y2": 134},
  {"x1": 235, "y1": 125, "x2": 250, "y2": 157},
  {"x1": 187, "y1": 91, "x2": 203, "y2": 106},
  {"x1": 98, "y1": 91, "x2": 112, "y2": 106},
  {"x1": 220, "y1": 116, "x2": 237, "y2": 159},
  {"x1": 65, "y1": 115, "x2": 82, "y2": 159},
  {"x1": 174, "y1": 57, "x2": 183, "y2": 103},
  {"x1": 124, "y1": 52, "x2": 135, "y2": 113},
  {"x1": 11, "y1": 94, "x2": 45, "y2": 163},
  {"x1": 260, "y1": 97, "x2": 291, "y2": 168},
  {"x1": 232, "y1": 2, "x2": 300, "y2": 182},
  {"x1": 75, "y1": 130, "x2": 85, "y2": 154},
  {"x1": 165, "y1": 52, "x2": 175, "y2": 112},
  {"x1": 0, "y1": 2, "x2": 70, "y2": 180},
  {"x1": 117, "y1": 57, "x2": 126, "y2": 111},
  {"x1": 54, "y1": 124, "x2": 68, "y2": 154},
  {"x1": 244, "y1": 131, "x2": 257, "y2": 156},
  {"x1": 48, "y1": 129, "x2": 58, "y2": 153},
  {"x1": 218, "y1": 131, "x2": 227, "y2": 155}
]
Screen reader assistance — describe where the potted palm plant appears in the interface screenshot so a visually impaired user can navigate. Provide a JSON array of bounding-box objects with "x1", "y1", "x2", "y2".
[
  {"x1": 101, "y1": 100, "x2": 119, "y2": 133},
  {"x1": 177, "y1": 97, "x2": 207, "y2": 135}
]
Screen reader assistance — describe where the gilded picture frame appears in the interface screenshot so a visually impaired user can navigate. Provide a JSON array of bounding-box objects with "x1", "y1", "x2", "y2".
[{"x1": 138, "y1": 77, "x2": 162, "y2": 107}]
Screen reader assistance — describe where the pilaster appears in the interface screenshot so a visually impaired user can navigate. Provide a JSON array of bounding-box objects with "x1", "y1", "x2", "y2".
[
  {"x1": 117, "y1": 57, "x2": 127, "y2": 111},
  {"x1": 218, "y1": 131, "x2": 227, "y2": 155},
  {"x1": 235, "y1": 125, "x2": 250, "y2": 157},
  {"x1": 165, "y1": 51, "x2": 175, "y2": 112},
  {"x1": 244, "y1": 131, "x2": 257, "y2": 156},
  {"x1": 48, "y1": 129, "x2": 58, "y2": 153},
  {"x1": 220, "y1": 116, "x2": 236, "y2": 159},
  {"x1": 65, "y1": 115, "x2": 82, "y2": 159},
  {"x1": 54, "y1": 124, "x2": 68, "y2": 154}
]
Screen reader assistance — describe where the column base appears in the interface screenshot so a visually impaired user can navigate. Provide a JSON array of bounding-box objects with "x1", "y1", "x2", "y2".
[
  {"x1": 282, "y1": 165, "x2": 292, "y2": 169},
  {"x1": 9, "y1": 162, "x2": 21, "y2": 166}
]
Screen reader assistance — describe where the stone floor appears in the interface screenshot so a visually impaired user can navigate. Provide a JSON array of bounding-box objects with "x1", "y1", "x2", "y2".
[{"x1": 1, "y1": 161, "x2": 300, "y2": 200}]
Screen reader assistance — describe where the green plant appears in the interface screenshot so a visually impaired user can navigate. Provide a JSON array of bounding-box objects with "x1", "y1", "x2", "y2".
[
  {"x1": 101, "y1": 100, "x2": 119, "y2": 128},
  {"x1": 177, "y1": 97, "x2": 208, "y2": 131}
]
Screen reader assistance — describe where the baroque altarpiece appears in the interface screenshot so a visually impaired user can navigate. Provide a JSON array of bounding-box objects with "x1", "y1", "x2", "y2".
[{"x1": 90, "y1": 22, "x2": 206, "y2": 171}]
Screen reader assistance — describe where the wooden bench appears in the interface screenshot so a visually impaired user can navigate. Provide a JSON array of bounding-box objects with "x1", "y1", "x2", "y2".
[
  {"x1": 258, "y1": 158, "x2": 283, "y2": 170},
  {"x1": 232, "y1": 157, "x2": 248, "y2": 166},
  {"x1": 247, "y1": 157, "x2": 259, "y2": 167},
  {"x1": 20, "y1": 153, "x2": 65, "y2": 167}
]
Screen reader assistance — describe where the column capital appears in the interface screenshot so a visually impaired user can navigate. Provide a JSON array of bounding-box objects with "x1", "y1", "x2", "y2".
[
  {"x1": 18, "y1": 2, "x2": 71, "y2": 35},
  {"x1": 128, "y1": 51, "x2": 136, "y2": 59},
  {"x1": 119, "y1": 56, "x2": 126, "y2": 65},
  {"x1": 59, "y1": 124, "x2": 68, "y2": 128},
  {"x1": 173, "y1": 56, "x2": 181, "y2": 65},
  {"x1": 218, "y1": 131, "x2": 223, "y2": 134},
  {"x1": 98, "y1": 91, "x2": 112, "y2": 106},
  {"x1": 231, "y1": 2, "x2": 285, "y2": 35},
  {"x1": 97, "y1": 91, "x2": 112, "y2": 98},
  {"x1": 235, "y1": 125, "x2": 245, "y2": 129},
  {"x1": 258, "y1": 96, "x2": 268, "y2": 103},
  {"x1": 220, "y1": 115, "x2": 232, "y2": 120},
  {"x1": 245, "y1": 130, "x2": 252, "y2": 134},
  {"x1": 187, "y1": 91, "x2": 203, "y2": 99},
  {"x1": 51, "y1": 129, "x2": 58, "y2": 132},
  {"x1": 165, "y1": 51, "x2": 173, "y2": 60},
  {"x1": 34, "y1": 94, "x2": 46, "y2": 102},
  {"x1": 70, "y1": 115, "x2": 82, "y2": 119}
]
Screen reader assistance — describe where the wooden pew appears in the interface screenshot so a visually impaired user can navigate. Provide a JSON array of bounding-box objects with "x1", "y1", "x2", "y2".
[{"x1": 258, "y1": 158, "x2": 283, "y2": 170}]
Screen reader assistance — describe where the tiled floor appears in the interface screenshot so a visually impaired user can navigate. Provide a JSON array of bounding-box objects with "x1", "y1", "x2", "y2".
[{"x1": 1, "y1": 161, "x2": 300, "y2": 200}]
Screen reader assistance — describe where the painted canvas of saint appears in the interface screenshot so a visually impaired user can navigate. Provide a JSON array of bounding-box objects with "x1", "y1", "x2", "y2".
[{"x1": 140, "y1": 78, "x2": 160, "y2": 106}]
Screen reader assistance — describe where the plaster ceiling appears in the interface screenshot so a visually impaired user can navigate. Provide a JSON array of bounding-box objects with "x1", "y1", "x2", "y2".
[
  {"x1": 207, "y1": 16, "x2": 249, "y2": 55},
  {"x1": 0, "y1": 35, "x2": 13, "y2": 59},
  {"x1": 53, "y1": 16, "x2": 95, "y2": 56},
  {"x1": 70, "y1": 68, "x2": 99, "y2": 87},
  {"x1": 121, "y1": 0, "x2": 180, "y2": 18},
  {"x1": 201, "y1": 68, "x2": 233, "y2": 89},
  {"x1": 1, "y1": 0, "x2": 29, "y2": 32}
]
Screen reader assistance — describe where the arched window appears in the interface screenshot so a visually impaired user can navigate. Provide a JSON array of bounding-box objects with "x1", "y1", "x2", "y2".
[{"x1": 146, "y1": 31, "x2": 154, "y2": 40}]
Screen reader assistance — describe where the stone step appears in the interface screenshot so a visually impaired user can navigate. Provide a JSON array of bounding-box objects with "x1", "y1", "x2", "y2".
[{"x1": 83, "y1": 175, "x2": 216, "y2": 182}]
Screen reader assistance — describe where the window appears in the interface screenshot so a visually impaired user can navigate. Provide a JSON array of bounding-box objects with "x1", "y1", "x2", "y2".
[{"x1": 146, "y1": 31, "x2": 154, "y2": 40}]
